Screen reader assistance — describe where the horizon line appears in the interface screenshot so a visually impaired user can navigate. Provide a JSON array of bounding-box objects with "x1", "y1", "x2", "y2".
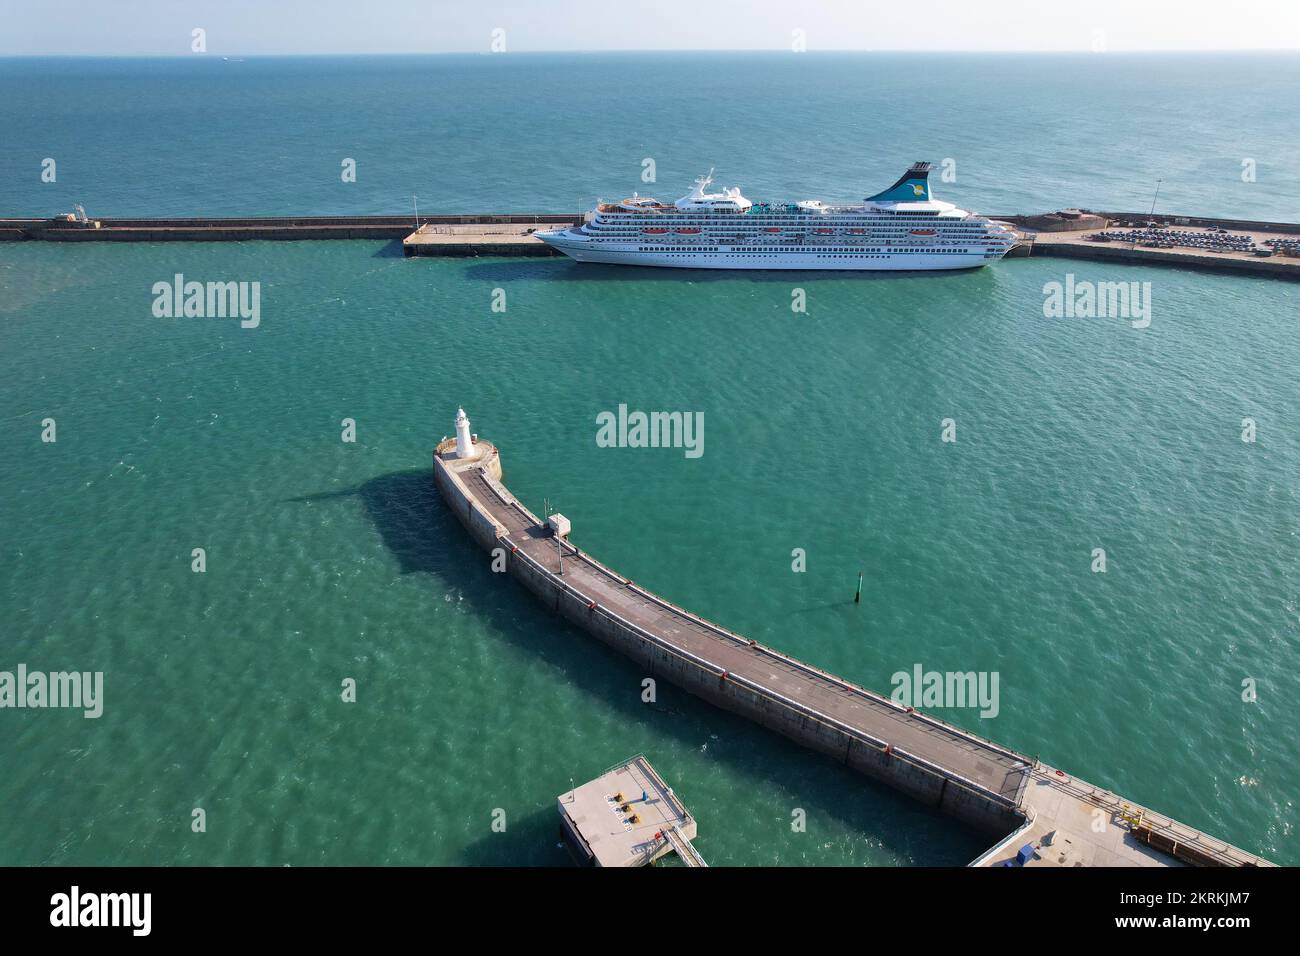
[{"x1": 3, "y1": 47, "x2": 1299, "y2": 58}]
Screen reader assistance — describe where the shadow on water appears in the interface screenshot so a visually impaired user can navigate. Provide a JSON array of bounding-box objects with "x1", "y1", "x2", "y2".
[
  {"x1": 290, "y1": 469, "x2": 991, "y2": 866},
  {"x1": 370, "y1": 239, "x2": 407, "y2": 258},
  {"x1": 460, "y1": 257, "x2": 989, "y2": 285}
]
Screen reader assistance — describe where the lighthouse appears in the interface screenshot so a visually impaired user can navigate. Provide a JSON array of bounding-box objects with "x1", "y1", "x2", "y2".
[{"x1": 454, "y1": 407, "x2": 476, "y2": 459}]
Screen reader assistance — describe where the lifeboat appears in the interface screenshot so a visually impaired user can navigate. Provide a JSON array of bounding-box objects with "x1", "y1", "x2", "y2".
[
  {"x1": 642, "y1": 227, "x2": 668, "y2": 235},
  {"x1": 676, "y1": 227, "x2": 701, "y2": 235},
  {"x1": 849, "y1": 228, "x2": 867, "y2": 235},
  {"x1": 764, "y1": 227, "x2": 782, "y2": 234},
  {"x1": 813, "y1": 228, "x2": 834, "y2": 235},
  {"x1": 909, "y1": 228, "x2": 937, "y2": 236}
]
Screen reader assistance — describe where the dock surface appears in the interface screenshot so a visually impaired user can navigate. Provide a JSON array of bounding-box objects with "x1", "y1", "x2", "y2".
[
  {"x1": 558, "y1": 754, "x2": 700, "y2": 867},
  {"x1": 1029, "y1": 225, "x2": 1300, "y2": 279},
  {"x1": 401, "y1": 222, "x2": 561, "y2": 256},
  {"x1": 9, "y1": 208, "x2": 1299, "y2": 279}
]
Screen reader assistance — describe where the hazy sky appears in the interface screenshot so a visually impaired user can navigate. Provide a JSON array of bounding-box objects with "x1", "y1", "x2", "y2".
[{"x1": 3, "y1": 0, "x2": 1299, "y2": 55}]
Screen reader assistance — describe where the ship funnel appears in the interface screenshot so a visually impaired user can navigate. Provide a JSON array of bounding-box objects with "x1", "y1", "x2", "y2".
[{"x1": 865, "y1": 161, "x2": 933, "y2": 203}]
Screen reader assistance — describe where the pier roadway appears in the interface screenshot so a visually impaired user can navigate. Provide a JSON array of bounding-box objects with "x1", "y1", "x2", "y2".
[{"x1": 434, "y1": 436, "x2": 1275, "y2": 866}]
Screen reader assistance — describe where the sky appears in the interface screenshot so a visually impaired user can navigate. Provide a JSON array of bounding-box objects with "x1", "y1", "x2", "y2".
[{"x1": 2, "y1": 0, "x2": 1299, "y2": 55}]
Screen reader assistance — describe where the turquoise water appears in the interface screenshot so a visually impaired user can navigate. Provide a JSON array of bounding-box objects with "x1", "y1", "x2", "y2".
[{"x1": 1, "y1": 54, "x2": 1297, "y2": 866}]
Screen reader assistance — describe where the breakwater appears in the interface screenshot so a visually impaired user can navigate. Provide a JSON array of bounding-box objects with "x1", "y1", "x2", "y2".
[
  {"x1": 7, "y1": 209, "x2": 1299, "y2": 278},
  {"x1": 1029, "y1": 234, "x2": 1300, "y2": 279},
  {"x1": 1001, "y1": 210, "x2": 1300, "y2": 280},
  {"x1": 433, "y1": 424, "x2": 1274, "y2": 866},
  {"x1": 0, "y1": 213, "x2": 579, "y2": 243}
]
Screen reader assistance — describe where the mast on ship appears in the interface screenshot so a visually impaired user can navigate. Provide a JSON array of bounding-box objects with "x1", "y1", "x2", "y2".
[{"x1": 682, "y1": 168, "x2": 715, "y2": 203}]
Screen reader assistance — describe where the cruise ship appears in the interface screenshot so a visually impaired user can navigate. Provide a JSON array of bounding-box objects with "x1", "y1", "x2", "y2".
[{"x1": 536, "y1": 162, "x2": 1017, "y2": 271}]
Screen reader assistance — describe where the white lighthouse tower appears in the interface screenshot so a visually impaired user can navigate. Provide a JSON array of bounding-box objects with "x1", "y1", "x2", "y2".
[{"x1": 454, "y1": 407, "x2": 476, "y2": 459}]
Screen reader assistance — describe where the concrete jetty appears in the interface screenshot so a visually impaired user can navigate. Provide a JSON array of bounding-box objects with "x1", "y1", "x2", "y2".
[
  {"x1": 0, "y1": 213, "x2": 578, "y2": 244},
  {"x1": 7, "y1": 208, "x2": 1289, "y2": 278},
  {"x1": 999, "y1": 210, "x2": 1300, "y2": 280},
  {"x1": 559, "y1": 753, "x2": 703, "y2": 867},
  {"x1": 1028, "y1": 228, "x2": 1300, "y2": 279},
  {"x1": 7, "y1": 208, "x2": 1298, "y2": 278},
  {"x1": 401, "y1": 222, "x2": 561, "y2": 257},
  {"x1": 433, "y1": 414, "x2": 1273, "y2": 866}
]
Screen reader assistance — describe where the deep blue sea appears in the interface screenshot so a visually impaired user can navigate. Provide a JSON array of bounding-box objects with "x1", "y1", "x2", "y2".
[
  {"x1": 0, "y1": 53, "x2": 1296, "y2": 867},
  {"x1": 3, "y1": 52, "x2": 1300, "y2": 219}
]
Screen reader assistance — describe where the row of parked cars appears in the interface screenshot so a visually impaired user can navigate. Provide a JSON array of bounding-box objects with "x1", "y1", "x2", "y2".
[
  {"x1": 1087, "y1": 225, "x2": 1278, "y2": 256},
  {"x1": 1262, "y1": 237, "x2": 1300, "y2": 257}
]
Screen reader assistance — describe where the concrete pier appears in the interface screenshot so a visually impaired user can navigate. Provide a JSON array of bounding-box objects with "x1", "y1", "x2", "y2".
[
  {"x1": 558, "y1": 753, "x2": 702, "y2": 867},
  {"x1": 435, "y1": 436, "x2": 1027, "y2": 838},
  {"x1": 8, "y1": 208, "x2": 1298, "y2": 277},
  {"x1": 431, "y1": 427, "x2": 1276, "y2": 866},
  {"x1": 1028, "y1": 228, "x2": 1300, "y2": 279},
  {"x1": 0, "y1": 213, "x2": 578, "y2": 243},
  {"x1": 401, "y1": 222, "x2": 562, "y2": 257},
  {"x1": 997, "y1": 211, "x2": 1300, "y2": 280}
]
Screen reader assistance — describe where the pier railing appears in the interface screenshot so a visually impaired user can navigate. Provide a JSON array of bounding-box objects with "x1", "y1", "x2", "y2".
[
  {"x1": 968, "y1": 806, "x2": 1038, "y2": 867},
  {"x1": 1026, "y1": 765, "x2": 1261, "y2": 867},
  {"x1": 595, "y1": 753, "x2": 692, "y2": 826}
]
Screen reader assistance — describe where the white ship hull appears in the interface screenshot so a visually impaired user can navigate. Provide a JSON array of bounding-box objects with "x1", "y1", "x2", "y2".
[{"x1": 540, "y1": 234, "x2": 996, "y2": 271}]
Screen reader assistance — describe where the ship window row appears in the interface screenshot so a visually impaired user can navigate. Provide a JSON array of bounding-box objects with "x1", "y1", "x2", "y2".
[
  {"x1": 601, "y1": 208, "x2": 945, "y2": 217},
  {"x1": 624, "y1": 248, "x2": 977, "y2": 256},
  {"x1": 592, "y1": 228, "x2": 982, "y2": 234},
  {"x1": 593, "y1": 225, "x2": 986, "y2": 233},
  {"x1": 634, "y1": 247, "x2": 981, "y2": 255},
  {"x1": 622, "y1": 251, "x2": 985, "y2": 260},
  {"x1": 610, "y1": 217, "x2": 955, "y2": 222},
  {"x1": 596, "y1": 215, "x2": 959, "y2": 223},
  {"x1": 591, "y1": 228, "x2": 988, "y2": 235}
]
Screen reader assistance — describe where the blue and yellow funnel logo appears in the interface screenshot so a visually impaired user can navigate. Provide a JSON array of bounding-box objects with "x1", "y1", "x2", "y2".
[{"x1": 866, "y1": 163, "x2": 934, "y2": 204}]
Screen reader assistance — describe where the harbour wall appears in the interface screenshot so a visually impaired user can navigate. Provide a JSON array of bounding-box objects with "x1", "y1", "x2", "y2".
[
  {"x1": 0, "y1": 214, "x2": 579, "y2": 243},
  {"x1": 995, "y1": 210, "x2": 1300, "y2": 235},
  {"x1": 432, "y1": 444, "x2": 1025, "y2": 837},
  {"x1": 1029, "y1": 239, "x2": 1300, "y2": 279},
  {"x1": 432, "y1": 437, "x2": 1276, "y2": 866},
  {"x1": 8, "y1": 209, "x2": 1298, "y2": 279}
]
